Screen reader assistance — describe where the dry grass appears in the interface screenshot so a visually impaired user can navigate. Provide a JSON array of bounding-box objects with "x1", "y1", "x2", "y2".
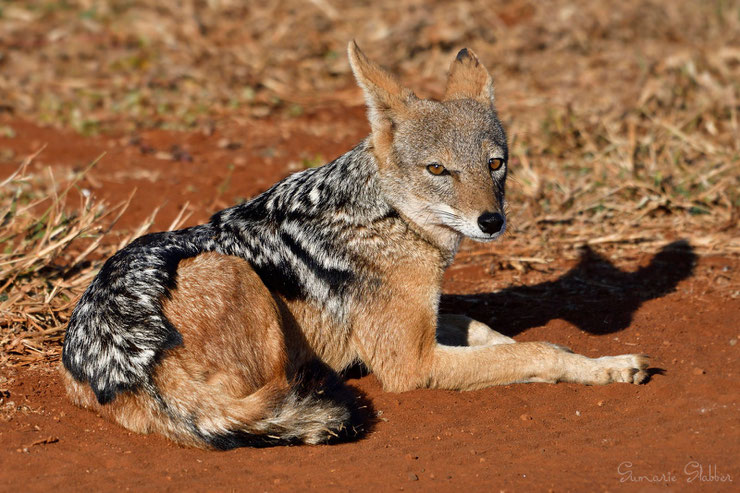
[
  {"x1": 0, "y1": 152, "x2": 170, "y2": 368},
  {"x1": 0, "y1": 0, "x2": 738, "y2": 363},
  {"x1": 0, "y1": 0, "x2": 736, "y2": 248}
]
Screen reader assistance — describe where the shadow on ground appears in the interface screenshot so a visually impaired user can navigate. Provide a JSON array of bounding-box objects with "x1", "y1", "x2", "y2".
[{"x1": 440, "y1": 240, "x2": 697, "y2": 338}]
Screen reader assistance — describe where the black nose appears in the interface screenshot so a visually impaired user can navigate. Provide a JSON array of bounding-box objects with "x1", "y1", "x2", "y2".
[{"x1": 477, "y1": 212, "x2": 504, "y2": 235}]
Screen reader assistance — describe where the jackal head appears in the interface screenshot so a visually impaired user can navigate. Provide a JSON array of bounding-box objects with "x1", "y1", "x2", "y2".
[{"x1": 348, "y1": 41, "x2": 508, "y2": 250}]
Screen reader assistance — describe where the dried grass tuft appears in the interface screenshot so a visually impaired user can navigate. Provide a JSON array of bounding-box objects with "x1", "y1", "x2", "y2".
[{"x1": 0, "y1": 152, "x2": 163, "y2": 368}]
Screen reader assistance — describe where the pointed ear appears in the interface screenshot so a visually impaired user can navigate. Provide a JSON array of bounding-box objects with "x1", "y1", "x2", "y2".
[
  {"x1": 348, "y1": 41, "x2": 415, "y2": 161},
  {"x1": 348, "y1": 40, "x2": 414, "y2": 116},
  {"x1": 443, "y1": 48, "x2": 495, "y2": 105}
]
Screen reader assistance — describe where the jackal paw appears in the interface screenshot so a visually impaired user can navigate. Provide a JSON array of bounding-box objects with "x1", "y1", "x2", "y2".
[
  {"x1": 565, "y1": 353, "x2": 649, "y2": 385},
  {"x1": 588, "y1": 354, "x2": 649, "y2": 385}
]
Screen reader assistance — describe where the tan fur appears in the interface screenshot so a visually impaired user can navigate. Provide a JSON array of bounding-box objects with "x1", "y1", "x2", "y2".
[
  {"x1": 63, "y1": 43, "x2": 648, "y2": 448},
  {"x1": 64, "y1": 253, "x2": 353, "y2": 447},
  {"x1": 64, "y1": 253, "x2": 290, "y2": 446}
]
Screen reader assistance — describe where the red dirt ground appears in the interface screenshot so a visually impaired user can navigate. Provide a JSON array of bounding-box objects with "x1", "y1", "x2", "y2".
[{"x1": 1, "y1": 114, "x2": 738, "y2": 491}]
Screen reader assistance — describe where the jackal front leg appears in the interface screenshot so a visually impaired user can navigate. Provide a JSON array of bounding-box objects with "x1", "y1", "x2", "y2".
[
  {"x1": 428, "y1": 342, "x2": 649, "y2": 391},
  {"x1": 433, "y1": 315, "x2": 649, "y2": 388},
  {"x1": 361, "y1": 307, "x2": 648, "y2": 393}
]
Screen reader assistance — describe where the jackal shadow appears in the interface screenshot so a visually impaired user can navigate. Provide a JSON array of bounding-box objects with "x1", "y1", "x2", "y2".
[{"x1": 439, "y1": 239, "x2": 696, "y2": 340}]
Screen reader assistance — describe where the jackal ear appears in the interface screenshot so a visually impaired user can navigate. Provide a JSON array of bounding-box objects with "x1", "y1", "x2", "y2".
[
  {"x1": 443, "y1": 48, "x2": 495, "y2": 106},
  {"x1": 348, "y1": 41, "x2": 415, "y2": 139}
]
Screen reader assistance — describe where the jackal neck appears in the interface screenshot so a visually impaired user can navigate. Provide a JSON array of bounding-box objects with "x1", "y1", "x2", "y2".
[{"x1": 207, "y1": 139, "x2": 454, "y2": 318}]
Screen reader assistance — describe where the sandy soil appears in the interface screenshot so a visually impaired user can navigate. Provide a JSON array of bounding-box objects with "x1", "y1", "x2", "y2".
[{"x1": 0, "y1": 115, "x2": 738, "y2": 492}]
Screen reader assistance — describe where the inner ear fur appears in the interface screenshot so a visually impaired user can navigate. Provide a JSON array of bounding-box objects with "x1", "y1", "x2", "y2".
[
  {"x1": 443, "y1": 48, "x2": 495, "y2": 105},
  {"x1": 347, "y1": 40, "x2": 415, "y2": 165}
]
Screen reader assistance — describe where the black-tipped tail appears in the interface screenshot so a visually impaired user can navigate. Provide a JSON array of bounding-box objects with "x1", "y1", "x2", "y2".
[{"x1": 201, "y1": 361, "x2": 370, "y2": 450}]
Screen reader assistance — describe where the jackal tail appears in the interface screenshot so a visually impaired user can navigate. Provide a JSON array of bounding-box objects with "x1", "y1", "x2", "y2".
[{"x1": 64, "y1": 361, "x2": 363, "y2": 449}]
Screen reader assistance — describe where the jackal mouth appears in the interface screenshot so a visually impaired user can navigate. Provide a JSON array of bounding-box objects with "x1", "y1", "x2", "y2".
[
  {"x1": 437, "y1": 214, "x2": 507, "y2": 243},
  {"x1": 456, "y1": 211, "x2": 507, "y2": 242},
  {"x1": 465, "y1": 221, "x2": 507, "y2": 242}
]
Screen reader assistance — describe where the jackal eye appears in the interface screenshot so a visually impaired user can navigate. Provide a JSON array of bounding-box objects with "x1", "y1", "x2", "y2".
[
  {"x1": 488, "y1": 158, "x2": 505, "y2": 171},
  {"x1": 426, "y1": 163, "x2": 449, "y2": 176}
]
